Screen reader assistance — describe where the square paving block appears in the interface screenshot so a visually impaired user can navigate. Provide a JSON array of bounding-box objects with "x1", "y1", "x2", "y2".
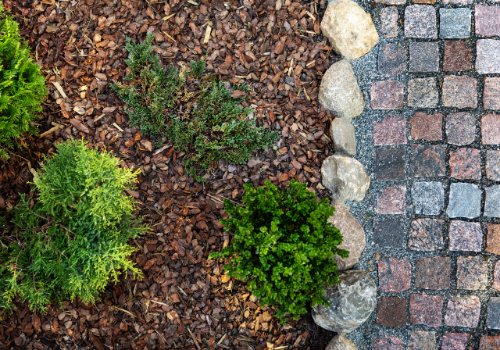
[
  {"x1": 410, "y1": 144, "x2": 446, "y2": 178},
  {"x1": 373, "y1": 337, "x2": 404, "y2": 350},
  {"x1": 378, "y1": 42, "x2": 408, "y2": 77},
  {"x1": 487, "y1": 150, "x2": 500, "y2": 181},
  {"x1": 485, "y1": 185, "x2": 500, "y2": 217},
  {"x1": 456, "y1": 255, "x2": 488, "y2": 290},
  {"x1": 484, "y1": 77, "x2": 500, "y2": 110},
  {"x1": 482, "y1": 114, "x2": 500, "y2": 145},
  {"x1": 410, "y1": 112, "x2": 442, "y2": 141},
  {"x1": 441, "y1": 333, "x2": 470, "y2": 350},
  {"x1": 378, "y1": 256, "x2": 412, "y2": 292},
  {"x1": 447, "y1": 183, "x2": 482, "y2": 219},
  {"x1": 446, "y1": 112, "x2": 476, "y2": 146},
  {"x1": 376, "y1": 297, "x2": 407, "y2": 327},
  {"x1": 374, "y1": 148, "x2": 406, "y2": 181},
  {"x1": 449, "y1": 221, "x2": 482, "y2": 252},
  {"x1": 371, "y1": 80, "x2": 405, "y2": 109},
  {"x1": 442, "y1": 75, "x2": 477, "y2": 108},
  {"x1": 415, "y1": 256, "x2": 451, "y2": 290},
  {"x1": 407, "y1": 331, "x2": 438, "y2": 350},
  {"x1": 477, "y1": 39, "x2": 500, "y2": 74},
  {"x1": 476, "y1": 5, "x2": 500, "y2": 37},
  {"x1": 409, "y1": 293, "x2": 443, "y2": 327},
  {"x1": 408, "y1": 77, "x2": 439, "y2": 108},
  {"x1": 373, "y1": 218, "x2": 405, "y2": 248},
  {"x1": 440, "y1": 8, "x2": 472, "y2": 39},
  {"x1": 486, "y1": 223, "x2": 500, "y2": 255},
  {"x1": 409, "y1": 42, "x2": 439, "y2": 72},
  {"x1": 412, "y1": 182, "x2": 444, "y2": 215},
  {"x1": 408, "y1": 218, "x2": 444, "y2": 251},
  {"x1": 376, "y1": 186, "x2": 406, "y2": 214},
  {"x1": 443, "y1": 40, "x2": 472, "y2": 72},
  {"x1": 445, "y1": 296, "x2": 481, "y2": 327},
  {"x1": 404, "y1": 5, "x2": 438, "y2": 39},
  {"x1": 487, "y1": 298, "x2": 500, "y2": 330},
  {"x1": 449, "y1": 148, "x2": 481, "y2": 180}
]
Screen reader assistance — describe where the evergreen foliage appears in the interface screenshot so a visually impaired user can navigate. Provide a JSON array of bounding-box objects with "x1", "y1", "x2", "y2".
[
  {"x1": 111, "y1": 34, "x2": 279, "y2": 181},
  {"x1": 0, "y1": 139, "x2": 146, "y2": 312},
  {"x1": 210, "y1": 180, "x2": 349, "y2": 323},
  {"x1": 0, "y1": 6, "x2": 47, "y2": 159}
]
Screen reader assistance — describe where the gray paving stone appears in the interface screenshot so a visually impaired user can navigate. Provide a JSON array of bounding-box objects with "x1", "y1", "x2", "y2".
[
  {"x1": 409, "y1": 42, "x2": 439, "y2": 72},
  {"x1": 487, "y1": 297, "x2": 500, "y2": 330},
  {"x1": 374, "y1": 218, "x2": 405, "y2": 249},
  {"x1": 404, "y1": 6, "x2": 438, "y2": 39},
  {"x1": 412, "y1": 182, "x2": 444, "y2": 216},
  {"x1": 408, "y1": 78, "x2": 439, "y2": 108},
  {"x1": 485, "y1": 185, "x2": 500, "y2": 218},
  {"x1": 447, "y1": 183, "x2": 482, "y2": 219},
  {"x1": 477, "y1": 39, "x2": 500, "y2": 74},
  {"x1": 439, "y1": 9, "x2": 472, "y2": 39}
]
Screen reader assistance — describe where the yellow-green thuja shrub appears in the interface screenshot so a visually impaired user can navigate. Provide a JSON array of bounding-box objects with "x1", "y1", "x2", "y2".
[
  {"x1": 0, "y1": 139, "x2": 147, "y2": 312},
  {"x1": 0, "y1": 6, "x2": 47, "y2": 159},
  {"x1": 210, "y1": 180, "x2": 349, "y2": 323}
]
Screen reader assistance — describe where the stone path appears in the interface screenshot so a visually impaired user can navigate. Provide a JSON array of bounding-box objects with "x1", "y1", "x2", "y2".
[{"x1": 341, "y1": 1, "x2": 500, "y2": 349}]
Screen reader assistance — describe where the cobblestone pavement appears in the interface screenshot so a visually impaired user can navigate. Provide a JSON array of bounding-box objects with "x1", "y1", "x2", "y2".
[{"x1": 344, "y1": 1, "x2": 500, "y2": 349}]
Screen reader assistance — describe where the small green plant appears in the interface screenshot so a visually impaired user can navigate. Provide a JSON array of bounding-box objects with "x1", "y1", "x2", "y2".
[
  {"x1": 111, "y1": 34, "x2": 278, "y2": 181},
  {"x1": 210, "y1": 180, "x2": 348, "y2": 323},
  {"x1": 0, "y1": 139, "x2": 146, "y2": 312},
  {"x1": 0, "y1": 5, "x2": 47, "y2": 159}
]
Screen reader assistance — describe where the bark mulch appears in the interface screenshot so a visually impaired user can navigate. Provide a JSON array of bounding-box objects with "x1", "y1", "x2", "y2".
[{"x1": 0, "y1": 0, "x2": 341, "y2": 349}]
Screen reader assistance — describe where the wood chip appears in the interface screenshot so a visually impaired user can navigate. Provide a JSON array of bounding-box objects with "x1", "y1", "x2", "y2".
[{"x1": 52, "y1": 81, "x2": 67, "y2": 98}]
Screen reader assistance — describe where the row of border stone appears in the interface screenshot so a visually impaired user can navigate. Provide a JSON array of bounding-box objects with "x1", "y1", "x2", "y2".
[{"x1": 312, "y1": 1, "x2": 381, "y2": 349}]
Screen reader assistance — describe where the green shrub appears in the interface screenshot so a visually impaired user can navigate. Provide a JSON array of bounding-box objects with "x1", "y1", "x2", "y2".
[
  {"x1": 111, "y1": 34, "x2": 279, "y2": 181},
  {"x1": 0, "y1": 139, "x2": 146, "y2": 312},
  {"x1": 210, "y1": 180, "x2": 348, "y2": 323},
  {"x1": 0, "y1": 5, "x2": 47, "y2": 160}
]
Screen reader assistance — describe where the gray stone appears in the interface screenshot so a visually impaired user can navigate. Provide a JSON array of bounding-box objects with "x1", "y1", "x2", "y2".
[
  {"x1": 477, "y1": 39, "x2": 500, "y2": 74},
  {"x1": 378, "y1": 42, "x2": 407, "y2": 77},
  {"x1": 325, "y1": 335, "x2": 357, "y2": 350},
  {"x1": 404, "y1": 5, "x2": 437, "y2": 39},
  {"x1": 412, "y1": 182, "x2": 444, "y2": 215},
  {"x1": 408, "y1": 78, "x2": 439, "y2": 108},
  {"x1": 321, "y1": 155, "x2": 370, "y2": 202},
  {"x1": 447, "y1": 183, "x2": 482, "y2": 219},
  {"x1": 409, "y1": 42, "x2": 439, "y2": 72},
  {"x1": 485, "y1": 185, "x2": 500, "y2": 217},
  {"x1": 373, "y1": 218, "x2": 405, "y2": 249},
  {"x1": 330, "y1": 118, "x2": 357, "y2": 156},
  {"x1": 318, "y1": 60, "x2": 365, "y2": 120},
  {"x1": 487, "y1": 298, "x2": 500, "y2": 330},
  {"x1": 328, "y1": 202, "x2": 366, "y2": 271},
  {"x1": 321, "y1": 0, "x2": 379, "y2": 60},
  {"x1": 312, "y1": 270, "x2": 377, "y2": 334},
  {"x1": 440, "y1": 9, "x2": 471, "y2": 39}
]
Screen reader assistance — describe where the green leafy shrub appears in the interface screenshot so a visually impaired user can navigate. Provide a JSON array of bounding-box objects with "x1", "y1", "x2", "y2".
[
  {"x1": 111, "y1": 34, "x2": 279, "y2": 181},
  {"x1": 0, "y1": 5, "x2": 47, "y2": 160},
  {"x1": 0, "y1": 139, "x2": 146, "y2": 312},
  {"x1": 210, "y1": 180, "x2": 349, "y2": 323}
]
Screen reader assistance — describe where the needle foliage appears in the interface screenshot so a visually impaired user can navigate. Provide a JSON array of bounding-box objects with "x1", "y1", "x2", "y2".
[
  {"x1": 210, "y1": 180, "x2": 348, "y2": 323},
  {"x1": 0, "y1": 139, "x2": 147, "y2": 313},
  {"x1": 111, "y1": 34, "x2": 278, "y2": 181},
  {"x1": 0, "y1": 6, "x2": 47, "y2": 160}
]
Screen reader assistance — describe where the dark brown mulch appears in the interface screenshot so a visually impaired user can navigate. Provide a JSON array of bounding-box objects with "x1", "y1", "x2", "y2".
[{"x1": 0, "y1": 0, "x2": 340, "y2": 349}]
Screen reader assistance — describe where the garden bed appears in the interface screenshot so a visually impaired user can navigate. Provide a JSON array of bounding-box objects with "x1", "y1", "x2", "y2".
[{"x1": 0, "y1": 0, "x2": 339, "y2": 349}]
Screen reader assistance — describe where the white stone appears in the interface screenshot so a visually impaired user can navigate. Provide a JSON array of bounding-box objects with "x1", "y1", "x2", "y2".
[
  {"x1": 326, "y1": 335, "x2": 357, "y2": 350},
  {"x1": 319, "y1": 60, "x2": 365, "y2": 120},
  {"x1": 313, "y1": 270, "x2": 376, "y2": 334},
  {"x1": 328, "y1": 202, "x2": 366, "y2": 270},
  {"x1": 321, "y1": 0, "x2": 379, "y2": 60},
  {"x1": 321, "y1": 155, "x2": 370, "y2": 202},
  {"x1": 331, "y1": 118, "x2": 357, "y2": 156}
]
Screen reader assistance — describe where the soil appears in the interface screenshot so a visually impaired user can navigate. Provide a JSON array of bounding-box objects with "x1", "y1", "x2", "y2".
[{"x1": 0, "y1": 0, "x2": 341, "y2": 349}]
